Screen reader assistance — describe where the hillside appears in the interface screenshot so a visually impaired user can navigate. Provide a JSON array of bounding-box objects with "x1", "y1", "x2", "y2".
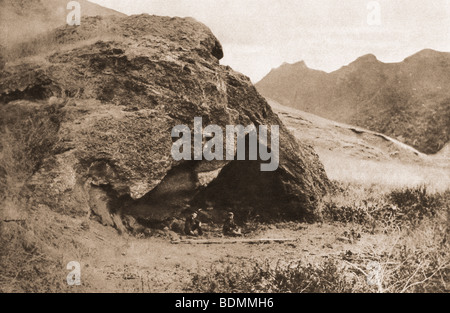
[
  {"x1": 435, "y1": 143, "x2": 450, "y2": 159},
  {"x1": 0, "y1": 0, "x2": 125, "y2": 50},
  {"x1": 268, "y1": 99, "x2": 449, "y2": 190},
  {"x1": 256, "y1": 50, "x2": 450, "y2": 155}
]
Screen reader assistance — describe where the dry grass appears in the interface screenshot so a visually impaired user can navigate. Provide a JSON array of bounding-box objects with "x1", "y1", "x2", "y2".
[
  {"x1": 189, "y1": 183, "x2": 449, "y2": 293},
  {"x1": 319, "y1": 153, "x2": 449, "y2": 193},
  {"x1": 0, "y1": 222, "x2": 66, "y2": 292},
  {"x1": 190, "y1": 248, "x2": 449, "y2": 293},
  {"x1": 0, "y1": 205, "x2": 97, "y2": 293},
  {"x1": 3, "y1": 14, "x2": 122, "y2": 64},
  {"x1": 322, "y1": 182, "x2": 449, "y2": 231},
  {"x1": 0, "y1": 102, "x2": 66, "y2": 292},
  {"x1": 0, "y1": 103, "x2": 62, "y2": 203}
]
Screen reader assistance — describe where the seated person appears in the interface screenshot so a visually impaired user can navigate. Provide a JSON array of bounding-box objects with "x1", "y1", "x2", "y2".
[
  {"x1": 223, "y1": 212, "x2": 242, "y2": 237},
  {"x1": 185, "y1": 212, "x2": 203, "y2": 236}
]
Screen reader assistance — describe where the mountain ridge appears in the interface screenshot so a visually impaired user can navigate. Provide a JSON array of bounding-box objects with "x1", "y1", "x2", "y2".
[{"x1": 256, "y1": 49, "x2": 450, "y2": 154}]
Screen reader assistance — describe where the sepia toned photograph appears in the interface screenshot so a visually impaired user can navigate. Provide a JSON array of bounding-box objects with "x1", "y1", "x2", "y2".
[{"x1": 0, "y1": 0, "x2": 449, "y2": 297}]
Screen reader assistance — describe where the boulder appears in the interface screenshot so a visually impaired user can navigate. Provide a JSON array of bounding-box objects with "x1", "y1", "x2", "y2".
[{"x1": 0, "y1": 14, "x2": 330, "y2": 226}]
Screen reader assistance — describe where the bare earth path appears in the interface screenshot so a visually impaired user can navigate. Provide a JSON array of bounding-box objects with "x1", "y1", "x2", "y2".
[{"x1": 75, "y1": 220, "x2": 392, "y2": 292}]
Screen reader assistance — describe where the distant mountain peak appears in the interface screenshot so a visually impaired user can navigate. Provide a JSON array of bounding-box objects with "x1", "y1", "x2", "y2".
[
  {"x1": 404, "y1": 49, "x2": 446, "y2": 61},
  {"x1": 351, "y1": 53, "x2": 379, "y2": 65},
  {"x1": 280, "y1": 60, "x2": 308, "y2": 69},
  {"x1": 293, "y1": 60, "x2": 308, "y2": 67}
]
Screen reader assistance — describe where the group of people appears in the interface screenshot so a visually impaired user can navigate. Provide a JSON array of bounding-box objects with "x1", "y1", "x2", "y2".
[{"x1": 184, "y1": 211, "x2": 242, "y2": 237}]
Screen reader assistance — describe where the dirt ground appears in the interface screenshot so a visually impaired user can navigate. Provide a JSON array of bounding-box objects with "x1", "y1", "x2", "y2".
[{"x1": 60, "y1": 216, "x2": 394, "y2": 292}]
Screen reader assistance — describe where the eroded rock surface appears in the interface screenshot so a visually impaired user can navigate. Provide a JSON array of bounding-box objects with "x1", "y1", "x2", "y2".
[{"x1": 1, "y1": 15, "x2": 329, "y2": 228}]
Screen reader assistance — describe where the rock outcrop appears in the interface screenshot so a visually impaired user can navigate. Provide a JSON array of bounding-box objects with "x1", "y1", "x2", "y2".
[{"x1": 0, "y1": 15, "x2": 329, "y2": 229}]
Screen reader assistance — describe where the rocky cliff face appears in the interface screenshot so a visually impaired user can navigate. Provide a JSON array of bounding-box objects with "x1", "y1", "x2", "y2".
[{"x1": 0, "y1": 15, "x2": 329, "y2": 230}]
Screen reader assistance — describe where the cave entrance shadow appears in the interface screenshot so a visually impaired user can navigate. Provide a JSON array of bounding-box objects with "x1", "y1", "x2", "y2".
[{"x1": 191, "y1": 132, "x2": 303, "y2": 222}]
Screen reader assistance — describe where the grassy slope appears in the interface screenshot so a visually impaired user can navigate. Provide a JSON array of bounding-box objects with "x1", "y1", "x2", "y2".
[
  {"x1": 0, "y1": 0, "x2": 125, "y2": 48},
  {"x1": 269, "y1": 100, "x2": 449, "y2": 192}
]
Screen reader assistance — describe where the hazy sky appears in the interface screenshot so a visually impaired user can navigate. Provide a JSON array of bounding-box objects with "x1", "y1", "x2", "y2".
[{"x1": 90, "y1": 0, "x2": 450, "y2": 82}]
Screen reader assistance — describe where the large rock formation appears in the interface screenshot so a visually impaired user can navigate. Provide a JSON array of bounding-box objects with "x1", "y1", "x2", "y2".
[{"x1": 0, "y1": 15, "x2": 329, "y2": 229}]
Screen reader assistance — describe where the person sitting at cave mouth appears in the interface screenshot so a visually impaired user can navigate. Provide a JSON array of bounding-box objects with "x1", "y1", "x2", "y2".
[
  {"x1": 223, "y1": 212, "x2": 242, "y2": 237},
  {"x1": 184, "y1": 211, "x2": 203, "y2": 237}
]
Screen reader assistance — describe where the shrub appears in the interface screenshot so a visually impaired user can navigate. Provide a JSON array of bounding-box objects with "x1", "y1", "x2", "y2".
[
  {"x1": 190, "y1": 259, "x2": 371, "y2": 293},
  {"x1": 322, "y1": 183, "x2": 447, "y2": 231},
  {"x1": 389, "y1": 186, "x2": 442, "y2": 225}
]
